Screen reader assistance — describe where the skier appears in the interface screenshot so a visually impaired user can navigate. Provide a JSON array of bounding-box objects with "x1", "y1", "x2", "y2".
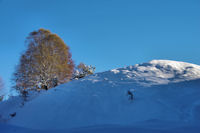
[{"x1": 127, "y1": 90, "x2": 134, "y2": 101}]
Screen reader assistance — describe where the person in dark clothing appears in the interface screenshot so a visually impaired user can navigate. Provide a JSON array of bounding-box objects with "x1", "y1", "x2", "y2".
[{"x1": 127, "y1": 90, "x2": 134, "y2": 101}]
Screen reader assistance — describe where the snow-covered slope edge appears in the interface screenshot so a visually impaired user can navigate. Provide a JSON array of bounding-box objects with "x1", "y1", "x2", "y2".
[
  {"x1": 115, "y1": 60, "x2": 200, "y2": 86},
  {"x1": 0, "y1": 60, "x2": 200, "y2": 130}
]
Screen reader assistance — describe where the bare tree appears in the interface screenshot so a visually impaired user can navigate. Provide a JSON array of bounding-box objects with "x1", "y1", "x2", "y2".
[
  {"x1": 0, "y1": 77, "x2": 4, "y2": 101},
  {"x1": 13, "y1": 29, "x2": 74, "y2": 94}
]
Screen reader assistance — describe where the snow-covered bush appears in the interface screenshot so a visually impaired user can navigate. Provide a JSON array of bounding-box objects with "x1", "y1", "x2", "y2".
[{"x1": 73, "y1": 63, "x2": 95, "y2": 79}]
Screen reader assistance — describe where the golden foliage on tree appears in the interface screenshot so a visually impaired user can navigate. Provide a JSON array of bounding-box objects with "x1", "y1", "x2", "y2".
[{"x1": 13, "y1": 28, "x2": 74, "y2": 93}]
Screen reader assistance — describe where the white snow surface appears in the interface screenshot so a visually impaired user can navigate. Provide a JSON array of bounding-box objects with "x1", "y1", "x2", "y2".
[
  {"x1": 124, "y1": 60, "x2": 200, "y2": 86},
  {"x1": 1, "y1": 60, "x2": 200, "y2": 132}
]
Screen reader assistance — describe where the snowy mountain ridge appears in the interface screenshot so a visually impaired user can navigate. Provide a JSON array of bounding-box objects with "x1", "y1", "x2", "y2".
[
  {"x1": 0, "y1": 60, "x2": 200, "y2": 132},
  {"x1": 110, "y1": 60, "x2": 200, "y2": 86}
]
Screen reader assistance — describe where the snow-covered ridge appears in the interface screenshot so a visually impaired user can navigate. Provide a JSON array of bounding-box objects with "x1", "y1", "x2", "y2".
[
  {"x1": 110, "y1": 60, "x2": 200, "y2": 86},
  {"x1": 1, "y1": 59, "x2": 200, "y2": 130}
]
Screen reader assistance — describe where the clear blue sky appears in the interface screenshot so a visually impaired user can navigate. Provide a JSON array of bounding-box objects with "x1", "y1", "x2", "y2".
[{"x1": 0, "y1": 0, "x2": 200, "y2": 93}]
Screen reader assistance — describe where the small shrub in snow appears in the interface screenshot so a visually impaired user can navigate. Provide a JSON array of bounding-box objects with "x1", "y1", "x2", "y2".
[
  {"x1": 10, "y1": 112, "x2": 16, "y2": 118},
  {"x1": 73, "y1": 63, "x2": 95, "y2": 79}
]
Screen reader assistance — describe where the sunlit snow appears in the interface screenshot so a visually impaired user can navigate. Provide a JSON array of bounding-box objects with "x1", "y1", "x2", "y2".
[{"x1": 1, "y1": 60, "x2": 200, "y2": 133}]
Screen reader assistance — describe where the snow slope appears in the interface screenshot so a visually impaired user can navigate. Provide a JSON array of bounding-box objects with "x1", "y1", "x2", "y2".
[
  {"x1": 1, "y1": 60, "x2": 200, "y2": 132},
  {"x1": 1, "y1": 123, "x2": 200, "y2": 133}
]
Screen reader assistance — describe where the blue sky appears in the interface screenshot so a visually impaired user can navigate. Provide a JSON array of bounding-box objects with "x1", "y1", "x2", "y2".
[{"x1": 0, "y1": 0, "x2": 200, "y2": 92}]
